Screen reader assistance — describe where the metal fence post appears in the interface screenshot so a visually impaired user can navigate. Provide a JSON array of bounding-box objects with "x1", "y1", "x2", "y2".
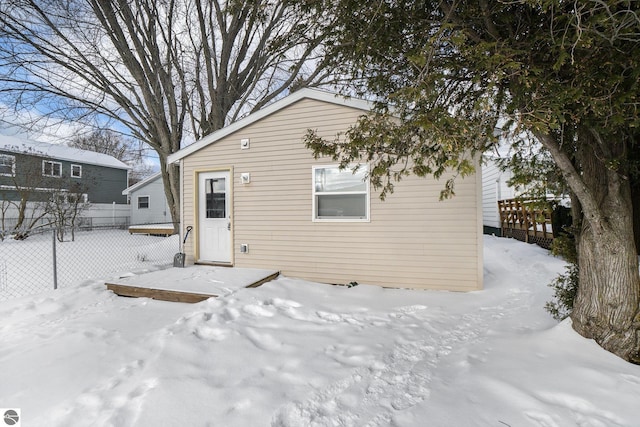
[
  {"x1": 52, "y1": 229, "x2": 58, "y2": 290},
  {"x1": 0, "y1": 222, "x2": 177, "y2": 302}
]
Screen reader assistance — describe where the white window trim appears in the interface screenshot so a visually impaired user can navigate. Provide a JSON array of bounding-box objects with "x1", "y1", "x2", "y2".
[
  {"x1": 137, "y1": 195, "x2": 150, "y2": 209},
  {"x1": 42, "y1": 160, "x2": 62, "y2": 177},
  {"x1": 71, "y1": 164, "x2": 82, "y2": 178},
  {"x1": 0, "y1": 154, "x2": 15, "y2": 176},
  {"x1": 312, "y1": 164, "x2": 370, "y2": 223}
]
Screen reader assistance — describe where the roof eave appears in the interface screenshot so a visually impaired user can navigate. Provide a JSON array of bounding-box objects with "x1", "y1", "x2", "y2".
[
  {"x1": 0, "y1": 145, "x2": 131, "y2": 170},
  {"x1": 122, "y1": 171, "x2": 161, "y2": 195}
]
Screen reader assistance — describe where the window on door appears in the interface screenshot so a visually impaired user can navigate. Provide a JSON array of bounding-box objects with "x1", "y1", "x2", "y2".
[
  {"x1": 205, "y1": 178, "x2": 226, "y2": 218},
  {"x1": 313, "y1": 165, "x2": 369, "y2": 221}
]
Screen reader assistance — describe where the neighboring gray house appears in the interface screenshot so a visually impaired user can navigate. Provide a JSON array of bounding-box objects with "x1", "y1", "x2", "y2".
[
  {"x1": 0, "y1": 134, "x2": 131, "y2": 225},
  {"x1": 1, "y1": 134, "x2": 129, "y2": 203},
  {"x1": 122, "y1": 172, "x2": 170, "y2": 225}
]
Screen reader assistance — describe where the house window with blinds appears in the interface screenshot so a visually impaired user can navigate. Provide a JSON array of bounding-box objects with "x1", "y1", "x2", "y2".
[
  {"x1": 313, "y1": 165, "x2": 369, "y2": 221},
  {"x1": 137, "y1": 195, "x2": 150, "y2": 209}
]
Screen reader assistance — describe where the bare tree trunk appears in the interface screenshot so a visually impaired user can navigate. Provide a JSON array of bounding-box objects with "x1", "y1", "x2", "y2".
[
  {"x1": 0, "y1": 1, "x2": 335, "y2": 228},
  {"x1": 13, "y1": 197, "x2": 27, "y2": 232},
  {"x1": 159, "y1": 156, "x2": 181, "y2": 231},
  {"x1": 12, "y1": 196, "x2": 47, "y2": 239}
]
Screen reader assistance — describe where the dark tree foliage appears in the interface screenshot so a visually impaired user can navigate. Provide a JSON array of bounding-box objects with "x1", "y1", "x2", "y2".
[{"x1": 307, "y1": 0, "x2": 640, "y2": 363}]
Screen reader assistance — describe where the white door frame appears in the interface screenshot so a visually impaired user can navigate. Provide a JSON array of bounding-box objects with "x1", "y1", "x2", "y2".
[{"x1": 196, "y1": 169, "x2": 232, "y2": 264}]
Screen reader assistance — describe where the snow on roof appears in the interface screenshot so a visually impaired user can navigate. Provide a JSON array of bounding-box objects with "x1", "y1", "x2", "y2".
[
  {"x1": 0, "y1": 134, "x2": 131, "y2": 170},
  {"x1": 122, "y1": 172, "x2": 162, "y2": 195},
  {"x1": 167, "y1": 88, "x2": 374, "y2": 164}
]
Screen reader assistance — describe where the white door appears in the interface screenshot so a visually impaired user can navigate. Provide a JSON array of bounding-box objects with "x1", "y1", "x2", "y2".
[{"x1": 198, "y1": 171, "x2": 231, "y2": 263}]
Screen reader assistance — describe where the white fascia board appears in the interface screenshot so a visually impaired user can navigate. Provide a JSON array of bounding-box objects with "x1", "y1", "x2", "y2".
[
  {"x1": 122, "y1": 171, "x2": 162, "y2": 195},
  {"x1": 166, "y1": 88, "x2": 374, "y2": 165}
]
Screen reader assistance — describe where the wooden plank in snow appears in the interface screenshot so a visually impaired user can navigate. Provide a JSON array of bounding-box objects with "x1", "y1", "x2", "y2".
[
  {"x1": 105, "y1": 283, "x2": 214, "y2": 303},
  {"x1": 105, "y1": 269, "x2": 280, "y2": 303}
]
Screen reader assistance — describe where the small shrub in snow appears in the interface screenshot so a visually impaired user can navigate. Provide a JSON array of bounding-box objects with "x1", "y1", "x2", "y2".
[
  {"x1": 136, "y1": 253, "x2": 148, "y2": 262},
  {"x1": 550, "y1": 233, "x2": 577, "y2": 264},
  {"x1": 545, "y1": 264, "x2": 578, "y2": 321},
  {"x1": 545, "y1": 234, "x2": 578, "y2": 321}
]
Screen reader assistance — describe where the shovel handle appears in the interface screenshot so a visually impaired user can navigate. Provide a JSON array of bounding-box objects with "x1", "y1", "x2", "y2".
[{"x1": 183, "y1": 226, "x2": 193, "y2": 244}]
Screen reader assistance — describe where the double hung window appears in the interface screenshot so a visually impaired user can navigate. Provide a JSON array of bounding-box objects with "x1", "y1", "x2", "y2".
[
  {"x1": 71, "y1": 164, "x2": 82, "y2": 178},
  {"x1": 138, "y1": 196, "x2": 150, "y2": 209},
  {"x1": 0, "y1": 154, "x2": 15, "y2": 176},
  {"x1": 43, "y1": 160, "x2": 62, "y2": 177}
]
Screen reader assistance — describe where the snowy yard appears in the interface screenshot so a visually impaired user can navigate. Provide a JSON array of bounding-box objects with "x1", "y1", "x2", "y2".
[
  {"x1": 0, "y1": 229, "x2": 178, "y2": 300},
  {"x1": 1, "y1": 236, "x2": 639, "y2": 426}
]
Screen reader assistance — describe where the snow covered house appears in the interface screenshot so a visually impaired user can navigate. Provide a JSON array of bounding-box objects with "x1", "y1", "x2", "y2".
[
  {"x1": 122, "y1": 172, "x2": 171, "y2": 225},
  {"x1": 0, "y1": 134, "x2": 130, "y2": 224},
  {"x1": 167, "y1": 89, "x2": 483, "y2": 291}
]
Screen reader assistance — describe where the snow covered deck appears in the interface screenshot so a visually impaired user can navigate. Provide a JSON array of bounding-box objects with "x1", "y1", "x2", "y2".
[
  {"x1": 128, "y1": 223, "x2": 176, "y2": 236},
  {"x1": 106, "y1": 266, "x2": 280, "y2": 303}
]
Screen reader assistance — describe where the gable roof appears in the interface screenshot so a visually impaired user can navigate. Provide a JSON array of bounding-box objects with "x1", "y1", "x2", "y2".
[
  {"x1": 0, "y1": 134, "x2": 131, "y2": 170},
  {"x1": 122, "y1": 172, "x2": 162, "y2": 195},
  {"x1": 167, "y1": 89, "x2": 373, "y2": 164}
]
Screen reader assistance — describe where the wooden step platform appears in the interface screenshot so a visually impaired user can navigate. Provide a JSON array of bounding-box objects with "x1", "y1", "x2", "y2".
[
  {"x1": 128, "y1": 224, "x2": 176, "y2": 237},
  {"x1": 106, "y1": 266, "x2": 279, "y2": 303}
]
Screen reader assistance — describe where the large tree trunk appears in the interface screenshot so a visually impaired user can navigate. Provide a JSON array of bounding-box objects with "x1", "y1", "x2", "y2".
[
  {"x1": 158, "y1": 156, "x2": 181, "y2": 232},
  {"x1": 569, "y1": 130, "x2": 640, "y2": 364},
  {"x1": 632, "y1": 183, "x2": 640, "y2": 254},
  {"x1": 572, "y1": 203, "x2": 640, "y2": 363},
  {"x1": 630, "y1": 133, "x2": 640, "y2": 254}
]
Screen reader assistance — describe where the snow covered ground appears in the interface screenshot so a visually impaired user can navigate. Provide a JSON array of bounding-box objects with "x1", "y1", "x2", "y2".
[
  {"x1": 0, "y1": 229, "x2": 178, "y2": 301},
  {"x1": 1, "y1": 236, "x2": 639, "y2": 426}
]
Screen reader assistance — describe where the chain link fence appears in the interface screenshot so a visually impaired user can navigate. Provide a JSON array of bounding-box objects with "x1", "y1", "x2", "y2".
[{"x1": 0, "y1": 219, "x2": 180, "y2": 301}]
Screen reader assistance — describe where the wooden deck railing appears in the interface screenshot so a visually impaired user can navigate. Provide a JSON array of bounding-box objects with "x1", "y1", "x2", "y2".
[{"x1": 498, "y1": 198, "x2": 554, "y2": 249}]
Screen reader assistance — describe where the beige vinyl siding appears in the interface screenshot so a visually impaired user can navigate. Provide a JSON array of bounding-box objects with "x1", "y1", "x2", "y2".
[{"x1": 182, "y1": 98, "x2": 483, "y2": 291}]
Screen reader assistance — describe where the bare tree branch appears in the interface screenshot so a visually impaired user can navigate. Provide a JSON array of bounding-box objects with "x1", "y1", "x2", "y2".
[{"x1": 0, "y1": 0, "x2": 337, "y2": 223}]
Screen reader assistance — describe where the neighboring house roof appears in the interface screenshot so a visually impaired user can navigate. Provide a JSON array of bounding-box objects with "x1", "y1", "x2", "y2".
[
  {"x1": 167, "y1": 88, "x2": 374, "y2": 163},
  {"x1": 122, "y1": 172, "x2": 162, "y2": 195},
  {"x1": 0, "y1": 134, "x2": 131, "y2": 170}
]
